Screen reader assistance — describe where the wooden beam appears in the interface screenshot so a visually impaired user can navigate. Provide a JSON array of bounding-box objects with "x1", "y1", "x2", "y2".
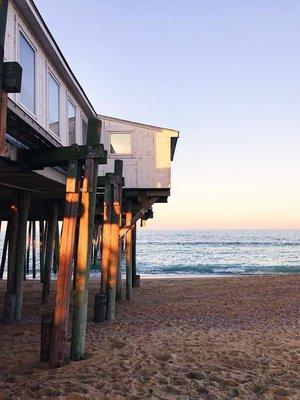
[
  {"x1": 97, "y1": 174, "x2": 124, "y2": 187},
  {"x1": 119, "y1": 197, "x2": 159, "y2": 238},
  {"x1": 49, "y1": 160, "x2": 81, "y2": 368},
  {"x1": 20, "y1": 143, "x2": 107, "y2": 169}
]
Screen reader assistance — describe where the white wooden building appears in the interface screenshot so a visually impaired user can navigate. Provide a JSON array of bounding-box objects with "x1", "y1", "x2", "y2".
[
  {"x1": 4, "y1": 0, "x2": 94, "y2": 147},
  {"x1": 98, "y1": 115, "x2": 179, "y2": 189}
]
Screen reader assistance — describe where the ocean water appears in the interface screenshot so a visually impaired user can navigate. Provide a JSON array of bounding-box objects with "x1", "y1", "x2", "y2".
[
  {"x1": 135, "y1": 230, "x2": 300, "y2": 276},
  {"x1": 0, "y1": 228, "x2": 299, "y2": 278}
]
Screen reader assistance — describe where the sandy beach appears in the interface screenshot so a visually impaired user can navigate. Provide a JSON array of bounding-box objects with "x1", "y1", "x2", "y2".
[{"x1": 0, "y1": 275, "x2": 299, "y2": 400}]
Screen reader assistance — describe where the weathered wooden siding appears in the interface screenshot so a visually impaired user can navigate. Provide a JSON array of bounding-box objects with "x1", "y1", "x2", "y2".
[
  {"x1": 98, "y1": 116, "x2": 178, "y2": 189},
  {"x1": 4, "y1": 1, "x2": 89, "y2": 147}
]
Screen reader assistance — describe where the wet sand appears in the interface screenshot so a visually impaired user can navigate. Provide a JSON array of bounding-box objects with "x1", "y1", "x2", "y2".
[{"x1": 0, "y1": 275, "x2": 299, "y2": 399}]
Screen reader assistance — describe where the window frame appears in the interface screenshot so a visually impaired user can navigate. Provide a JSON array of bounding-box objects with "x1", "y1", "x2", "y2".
[
  {"x1": 81, "y1": 114, "x2": 88, "y2": 145},
  {"x1": 66, "y1": 95, "x2": 77, "y2": 145},
  {"x1": 47, "y1": 68, "x2": 60, "y2": 138},
  {"x1": 17, "y1": 27, "x2": 37, "y2": 117},
  {"x1": 109, "y1": 131, "x2": 133, "y2": 157}
]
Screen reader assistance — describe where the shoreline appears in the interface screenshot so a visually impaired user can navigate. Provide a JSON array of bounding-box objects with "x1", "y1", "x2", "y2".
[{"x1": 1, "y1": 271, "x2": 298, "y2": 281}]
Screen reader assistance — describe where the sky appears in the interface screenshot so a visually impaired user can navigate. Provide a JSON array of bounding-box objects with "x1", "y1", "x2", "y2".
[{"x1": 35, "y1": 0, "x2": 300, "y2": 229}]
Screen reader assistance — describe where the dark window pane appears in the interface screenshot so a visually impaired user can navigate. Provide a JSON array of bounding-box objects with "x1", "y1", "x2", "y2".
[
  {"x1": 49, "y1": 74, "x2": 59, "y2": 136},
  {"x1": 110, "y1": 133, "x2": 131, "y2": 154},
  {"x1": 20, "y1": 32, "x2": 35, "y2": 113},
  {"x1": 82, "y1": 119, "x2": 88, "y2": 144},
  {"x1": 68, "y1": 100, "x2": 76, "y2": 144}
]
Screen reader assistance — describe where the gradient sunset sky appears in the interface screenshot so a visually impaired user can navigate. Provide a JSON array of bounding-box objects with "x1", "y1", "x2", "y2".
[{"x1": 36, "y1": 0, "x2": 300, "y2": 229}]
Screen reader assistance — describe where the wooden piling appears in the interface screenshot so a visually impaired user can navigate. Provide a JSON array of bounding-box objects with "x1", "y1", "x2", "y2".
[
  {"x1": 125, "y1": 210, "x2": 133, "y2": 300},
  {"x1": 100, "y1": 182, "x2": 112, "y2": 295},
  {"x1": 42, "y1": 203, "x2": 58, "y2": 304},
  {"x1": 32, "y1": 221, "x2": 36, "y2": 279},
  {"x1": 72, "y1": 219, "x2": 80, "y2": 291},
  {"x1": 3, "y1": 199, "x2": 19, "y2": 322},
  {"x1": 40, "y1": 312, "x2": 54, "y2": 362},
  {"x1": 25, "y1": 221, "x2": 32, "y2": 276},
  {"x1": 49, "y1": 160, "x2": 80, "y2": 368},
  {"x1": 116, "y1": 237, "x2": 122, "y2": 301},
  {"x1": 53, "y1": 221, "x2": 59, "y2": 275},
  {"x1": 71, "y1": 118, "x2": 101, "y2": 361},
  {"x1": 132, "y1": 223, "x2": 139, "y2": 287},
  {"x1": 107, "y1": 201, "x2": 121, "y2": 321},
  {"x1": 39, "y1": 221, "x2": 45, "y2": 282},
  {"x1": 14, "y1": 191, "x2": 31, "y2": 321},
  {"x1": 0, "y1": 221, "x2": 9, "y2": 279},
  {"x1": 106, "y1": 182, "x2": 121, "y2": 321},
  {"x1": 70, "y1": 159, "x2": 96, "y2": 360}
]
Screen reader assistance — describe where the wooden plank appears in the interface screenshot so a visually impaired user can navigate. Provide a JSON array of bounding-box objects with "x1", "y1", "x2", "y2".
[
  {"x1": 125, "y1": 211, "x2": 133, "y2": 301},
  {"x1": 42, "y1": 203, "x2": 58, "y2": 304},
  {"x1": 49, "y1": 160, "x2": 80, "y2": 368}
]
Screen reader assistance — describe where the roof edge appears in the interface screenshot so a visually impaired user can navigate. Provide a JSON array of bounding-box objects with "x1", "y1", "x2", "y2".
[{"x1": 98, "y1": 114, "x2": 179, "y2": 135}]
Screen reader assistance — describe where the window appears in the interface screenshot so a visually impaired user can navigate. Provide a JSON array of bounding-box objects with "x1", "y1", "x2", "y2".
[
  {"x1": 110, "y1": 132, "x2": 131, "y2": 155},
  {"x1": 68, "y1": 100, "x2": 76, "y2": 144},
  {"x1": 48, "y1": 73, "x2": 59, "y2": 136},
  {"x1": 19, "y1": 31, "x2": 35, "y2": 114},
  {"x1": 82, "y1": 119, "x2": 88, "y2": 144}
]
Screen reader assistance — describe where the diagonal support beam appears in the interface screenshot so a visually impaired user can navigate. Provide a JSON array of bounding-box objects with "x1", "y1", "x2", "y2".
[{"x1": 119, "y1": 197, "x2": 159, "y2": 239}]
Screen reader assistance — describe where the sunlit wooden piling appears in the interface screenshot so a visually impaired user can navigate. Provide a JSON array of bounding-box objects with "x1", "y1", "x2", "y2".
[
  {"x1": 71, "y1": 118, "x2": 102, "y2": 361},
  {"x1": 48, "y1": 161, "x2": 81, "y2": 368}
]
